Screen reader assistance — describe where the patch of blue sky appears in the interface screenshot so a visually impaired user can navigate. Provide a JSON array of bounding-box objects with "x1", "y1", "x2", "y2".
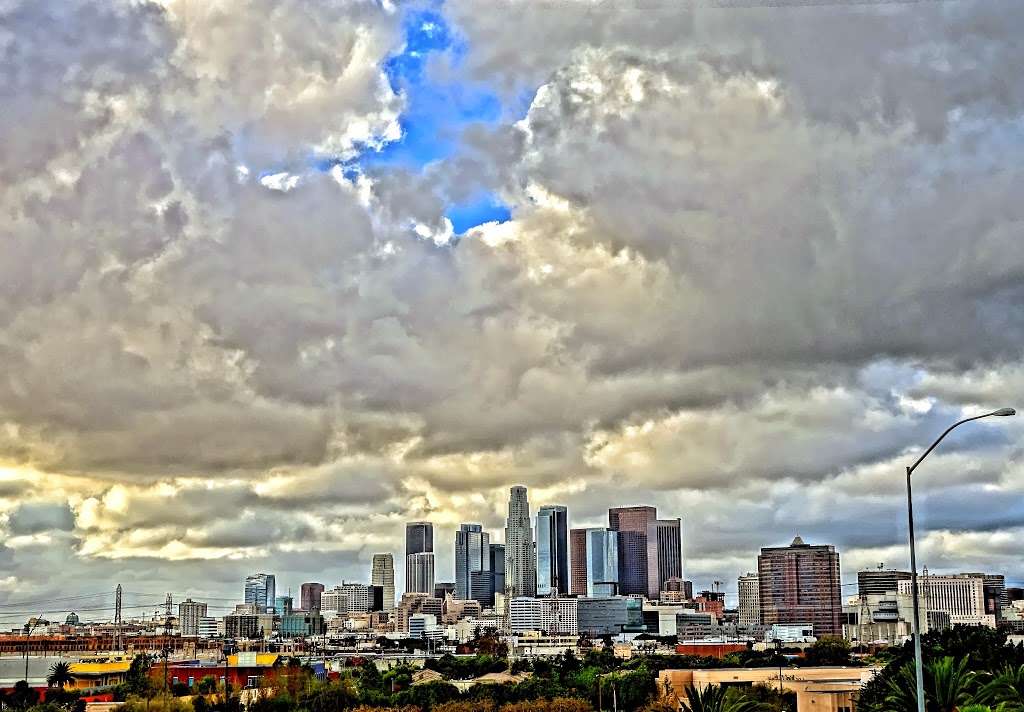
[
  {"x1": 445, "y1": 193, "x2": 513, "y2": 234},
  {"x1": 367, "y1": 4, "x2": 502, "y2": 169},
  {"x1": 304, "y1": 2, "x2": 528, "y2": 233}
]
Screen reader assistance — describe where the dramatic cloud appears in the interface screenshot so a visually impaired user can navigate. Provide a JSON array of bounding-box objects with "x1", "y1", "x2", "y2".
[{"x1": 2, "y1": 0, "x2": 1024, "y2": 612}]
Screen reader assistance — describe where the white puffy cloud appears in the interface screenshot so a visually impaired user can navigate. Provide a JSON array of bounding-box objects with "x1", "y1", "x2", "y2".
[{"x1": 2, "y1": 0, "x2": 1024, "y2": 610}]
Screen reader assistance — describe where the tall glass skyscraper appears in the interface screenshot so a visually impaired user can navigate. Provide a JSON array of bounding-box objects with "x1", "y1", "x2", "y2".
[
  {"x1": 405, "y1": 521, "x2": 434, "y2": 594},
  {"x1": 490, "y1": 543, "x2": 506, "y2": 597},
  {"x1": 455, "y1": 524, "x2": 491, "y2": 602},
  {"x1": 244, "y1": 573, "x2": 276, "y2": 613},
  {"x1": 505, "y1": 486, "x2": 536, "y2": 597},
  {"x1": 585, "y1": 528, "x2": 619, "y2": 597},
  {"x1": 536, "y1": 505, "x2": 569, "y2": 596},
  {"x1": 406, "y1": 522, "x2": 433, "y2": 555}
]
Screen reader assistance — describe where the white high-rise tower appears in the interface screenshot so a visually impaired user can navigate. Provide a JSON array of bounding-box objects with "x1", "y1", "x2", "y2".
[
  {"x1": 371, "y1": 553, "x2": 396, "y2": 612},
  {"x1": 505, "y1": 485, "x2": 536, "y2": 597}
]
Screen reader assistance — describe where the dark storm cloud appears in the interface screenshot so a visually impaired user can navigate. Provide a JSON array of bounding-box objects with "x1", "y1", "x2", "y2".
[
  {"x1": 2, "y1": 0, "x2": 1024, "y2": 603},
  {"x1": 6, "y1": 503, "x2": 76, "y2": 535}
]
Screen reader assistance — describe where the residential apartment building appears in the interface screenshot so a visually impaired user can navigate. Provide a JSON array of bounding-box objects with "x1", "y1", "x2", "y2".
[
  {"x1": 178, "y1": 599, "x2": 208, "y2": 637},
  {"x1": 738, "y1": 573, "x2": 760, "y2": 626},
  {"x1": 758, "y1": 536, "x2": 842, "y2": 637}
]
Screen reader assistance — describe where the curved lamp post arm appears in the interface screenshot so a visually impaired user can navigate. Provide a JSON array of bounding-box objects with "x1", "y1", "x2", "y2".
[
  {"x1": 904, "y1": 406, "x2": 1014, "y2": 712},
  {"x1": 907, "y1": 408, "x2": 1016, "y2": 476}
]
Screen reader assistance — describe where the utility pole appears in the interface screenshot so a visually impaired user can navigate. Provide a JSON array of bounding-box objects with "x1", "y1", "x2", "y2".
[
  {"x1": 114, "y1": 584, "x2": 123, "y2": 653},
  {"x1": 162, "y1": 593, "x2": 172, "y2": 695}
]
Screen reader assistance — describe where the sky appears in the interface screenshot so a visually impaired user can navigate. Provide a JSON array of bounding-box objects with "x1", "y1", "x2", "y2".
[{"x1": 3, "y1": 0, "x2": 1024, "y2": 623}]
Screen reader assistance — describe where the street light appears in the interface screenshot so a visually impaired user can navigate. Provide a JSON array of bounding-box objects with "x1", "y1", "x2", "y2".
[
  {"x1": 772, "y1": 638, "x2": 783, "y2": 697},
  {"x1": 905, "y1": 407, "x2": 1015, "y2": 712},
  {"x1": 23, "y1": 615, "x2": 43, "y2": 684}
]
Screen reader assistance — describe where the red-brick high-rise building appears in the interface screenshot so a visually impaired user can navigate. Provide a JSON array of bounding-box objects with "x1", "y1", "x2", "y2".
[
  {"x1": 569, "y1": 528, "x2": 588, "y2": 596},
  {"x1": 757, "y1": 536, "x2": 842, "y2": 637}
]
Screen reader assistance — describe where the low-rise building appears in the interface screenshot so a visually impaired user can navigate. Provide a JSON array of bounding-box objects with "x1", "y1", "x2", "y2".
[
  {"x1": 509, "y1": 597, "x2": 578, "y2": 635},
  {"x1": 659, "y1": 666, "x2": 879, "y2": 712},
  {"x1": 68, "y1": 655, "x2": 133, "y2": 691},
  {"x1": 280, "y1": 612, "x2": 326, "y2": 638},
  {"x1": 395, "y1": 594, "x2": 443, "y2": 633},
  {"x1": 577, "y1": 597, "x2": 642, "y2": 636}
]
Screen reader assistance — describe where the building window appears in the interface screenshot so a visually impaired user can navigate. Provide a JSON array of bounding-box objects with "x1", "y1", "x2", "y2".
[
  {"x1": 188, "y1": 677, "x2": 194, "y2": 687},
  {"x1": 247, "y1": 676, "x2": 258, "y2": 688}
]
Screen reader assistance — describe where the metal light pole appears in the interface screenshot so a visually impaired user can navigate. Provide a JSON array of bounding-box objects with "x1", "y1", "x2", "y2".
[
  {"x1": 905, "y1": 407, "x2": 1015, "y2": 712},
  {"x1": 23, "y1": 615, "x2": 43, "y2": 684},
  {"x1": 773, "y1": 638, "x2": 783, "y2": 697}
]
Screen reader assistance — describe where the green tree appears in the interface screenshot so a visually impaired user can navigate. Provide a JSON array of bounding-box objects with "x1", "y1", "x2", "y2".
[
  {"x1": 46, "y1": 662, "x2": 74, "y2": 690},
  {"x1": 859, "y1": 626, "x2": 1024, "y2": 712},
  {"x1": 298, "y1": 677, "x2": 359, "y2": 712},
  {"x1": 196, "y1": 676, "x2": 218, "y2": 695},
  {"x1": 803, "y1": 637, "x2": 852, "y2": 667},
  {"x1": 976, "y1": 664, "x2": 1024, "y2": 710},
  {"x1": 883, "y1": 656, "x2": 978, "y2": 712},
  {"x1": 122, "y1": 655, "x2": 155, "y2": 699},
  {"x1": 5, "y1": 682, "x2": 41, "y2": 712},
  {"x1": 680, "y1": 683, "x2": 758, "y2": 712},
  {"x1": 394, "y1": 680, "x2": 461, "y2": 710},
  {"x1": 724, "y1": 683, "x2": 796, "y2": 712}
]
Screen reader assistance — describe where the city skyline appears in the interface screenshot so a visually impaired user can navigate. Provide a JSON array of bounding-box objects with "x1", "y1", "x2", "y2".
[
  {"x1": 3, "y1": 0, "x2": 1024, "y2": 616},
  {"x1": 2, "y1": 519, "x2": 1021, "y2": 627}
]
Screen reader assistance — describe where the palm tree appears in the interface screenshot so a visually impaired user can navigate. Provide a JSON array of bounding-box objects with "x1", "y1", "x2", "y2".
[
  {"x1": 976, "y1": 664, "x2": 1024, "y2": 711},
  {"x1": 47, "y1": 660, "x2": 74, "y2": 689},
  {"x1": 681, "y1": 683, "x2": 759, "y2": 712},
  {"x1": 885, "y1": 656, "x2": 978, "y2": 712}
]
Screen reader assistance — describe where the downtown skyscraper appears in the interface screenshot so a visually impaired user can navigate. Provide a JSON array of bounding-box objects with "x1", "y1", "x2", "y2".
[
  {"x1": 244, "y1": 573, "x2": 276, "y2": 613},
  {"x1": 505, "y1": 486, "x2": 536, "y2": 597},
  {"x1": 371, "y1": 553, "x2": 396, "y2": 612},
  {"x1": 405, "y1": 521, "x2": 435, "y2": 594},
  {"x1": 608, "y1": 506, "x2": 656, "y2": 597},
  {"x1": 536, "y1": 505, "x2": 569, "y2": 596},
  {"x1": 406, "y1": 522, "x2": 433, "y2": 555},
  {"x1": 454, "y1": 524, "x2": 492, "y2": 604},
  {"x1": 580, "y1": 528, "x2": 619, "y2": 597},
  {"x1": 607, "y1": 506, "x2": 683, "y2": 598},
  {"x1": 299, "y1": 582, "x2": 324, "y2": 612},
  {"x1": 646, "y1": 517, "x2": 683, "y2": 599}
]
